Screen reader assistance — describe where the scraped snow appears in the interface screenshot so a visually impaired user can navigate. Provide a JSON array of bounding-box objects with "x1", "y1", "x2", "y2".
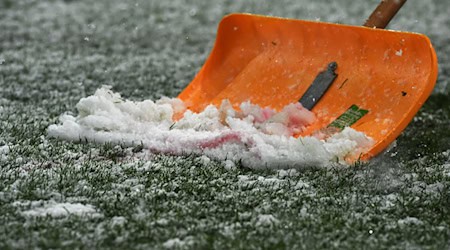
[
  {"x1": 21, "y1": 201, "x2": 100, "y2": 218},
  {"x1": 48, "y1": 86, "x2": 374, "y2": 169}
]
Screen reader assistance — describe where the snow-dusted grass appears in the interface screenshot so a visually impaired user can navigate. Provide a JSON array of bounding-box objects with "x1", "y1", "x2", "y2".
[{"x1": 1, "y1": 0, "x2": 449, "y2": 249}]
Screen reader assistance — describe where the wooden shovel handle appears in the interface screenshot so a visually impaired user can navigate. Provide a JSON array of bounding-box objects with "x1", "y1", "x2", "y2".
[{"x1": 364, "y1": 0, "x2": 407, "y2": 29}]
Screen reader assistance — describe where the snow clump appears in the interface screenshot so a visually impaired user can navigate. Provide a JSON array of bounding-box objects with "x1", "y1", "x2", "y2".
[{"x1": 48, "y1": 86, "x2": 374, "y2": 169}]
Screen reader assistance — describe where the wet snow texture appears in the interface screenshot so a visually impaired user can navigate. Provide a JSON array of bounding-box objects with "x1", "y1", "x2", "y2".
[
  {"x1": 1, "y1": 0, "x2": 450, "y2": 249},
  {"x1": 48, "y1": 86, "x2": 373, "y2": 168}
]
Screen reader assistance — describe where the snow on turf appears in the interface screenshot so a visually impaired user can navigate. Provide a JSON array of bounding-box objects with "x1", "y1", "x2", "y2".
[
  {"x1": 0, "y1": 145, "x2": 9, "y2": 162},
  {"x1": 0, "y1": 145, "x2": 9, "y2": 155},
  {"x1": 19, "y1": 200, "x2": 101, "y2": 218},
  {"x1": 48, "y1": 86, "x2": 373, "y2": 169},
  {"x1": 255, "y1": 214, "x2": 279, "y2": 227}
]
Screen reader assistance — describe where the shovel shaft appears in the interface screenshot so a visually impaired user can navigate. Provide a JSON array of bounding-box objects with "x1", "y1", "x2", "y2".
[{"x1": 364, "y1": 0, "x2": 407, "y2": 29}]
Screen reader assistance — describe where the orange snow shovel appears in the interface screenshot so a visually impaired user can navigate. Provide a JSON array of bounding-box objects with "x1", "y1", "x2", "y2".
[{"x1": 178, "y1": 0, "x2": 438, "y2": 161}]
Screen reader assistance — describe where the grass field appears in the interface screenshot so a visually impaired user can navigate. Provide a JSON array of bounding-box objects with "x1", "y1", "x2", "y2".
[{"x1": 1, "y1": 0, "x2": 449, "y2": 249}]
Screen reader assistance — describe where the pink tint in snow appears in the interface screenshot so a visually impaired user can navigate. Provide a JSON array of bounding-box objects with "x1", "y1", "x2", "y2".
[{"x1": 199, "y1": 131, "x2": 246, "y2": 149}]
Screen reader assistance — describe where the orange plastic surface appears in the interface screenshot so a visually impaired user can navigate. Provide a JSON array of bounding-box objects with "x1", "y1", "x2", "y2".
[{"x1": 178, "y1": 13, "x2": 438, "y2": 161}]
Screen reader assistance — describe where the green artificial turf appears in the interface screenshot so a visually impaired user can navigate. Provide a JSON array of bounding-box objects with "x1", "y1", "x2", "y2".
[{"x1": 1, "y1": 0, "x2": 449, "y2": 249}]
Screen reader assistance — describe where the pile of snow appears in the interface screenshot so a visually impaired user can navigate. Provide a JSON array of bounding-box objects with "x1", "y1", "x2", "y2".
[{"x1": 48, "y1": 86, "x2": 373, "y2": 169}]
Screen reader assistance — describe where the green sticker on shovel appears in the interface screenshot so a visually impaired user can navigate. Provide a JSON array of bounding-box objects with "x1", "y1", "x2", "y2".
[{"x1": 328, "y1": 105, "x2": 368, "y2": 130}]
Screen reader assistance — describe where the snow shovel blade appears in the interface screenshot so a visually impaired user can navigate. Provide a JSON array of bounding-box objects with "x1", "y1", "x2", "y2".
[{"x1": 178, "y1": 13, "x2": 438, "y2": 160}]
